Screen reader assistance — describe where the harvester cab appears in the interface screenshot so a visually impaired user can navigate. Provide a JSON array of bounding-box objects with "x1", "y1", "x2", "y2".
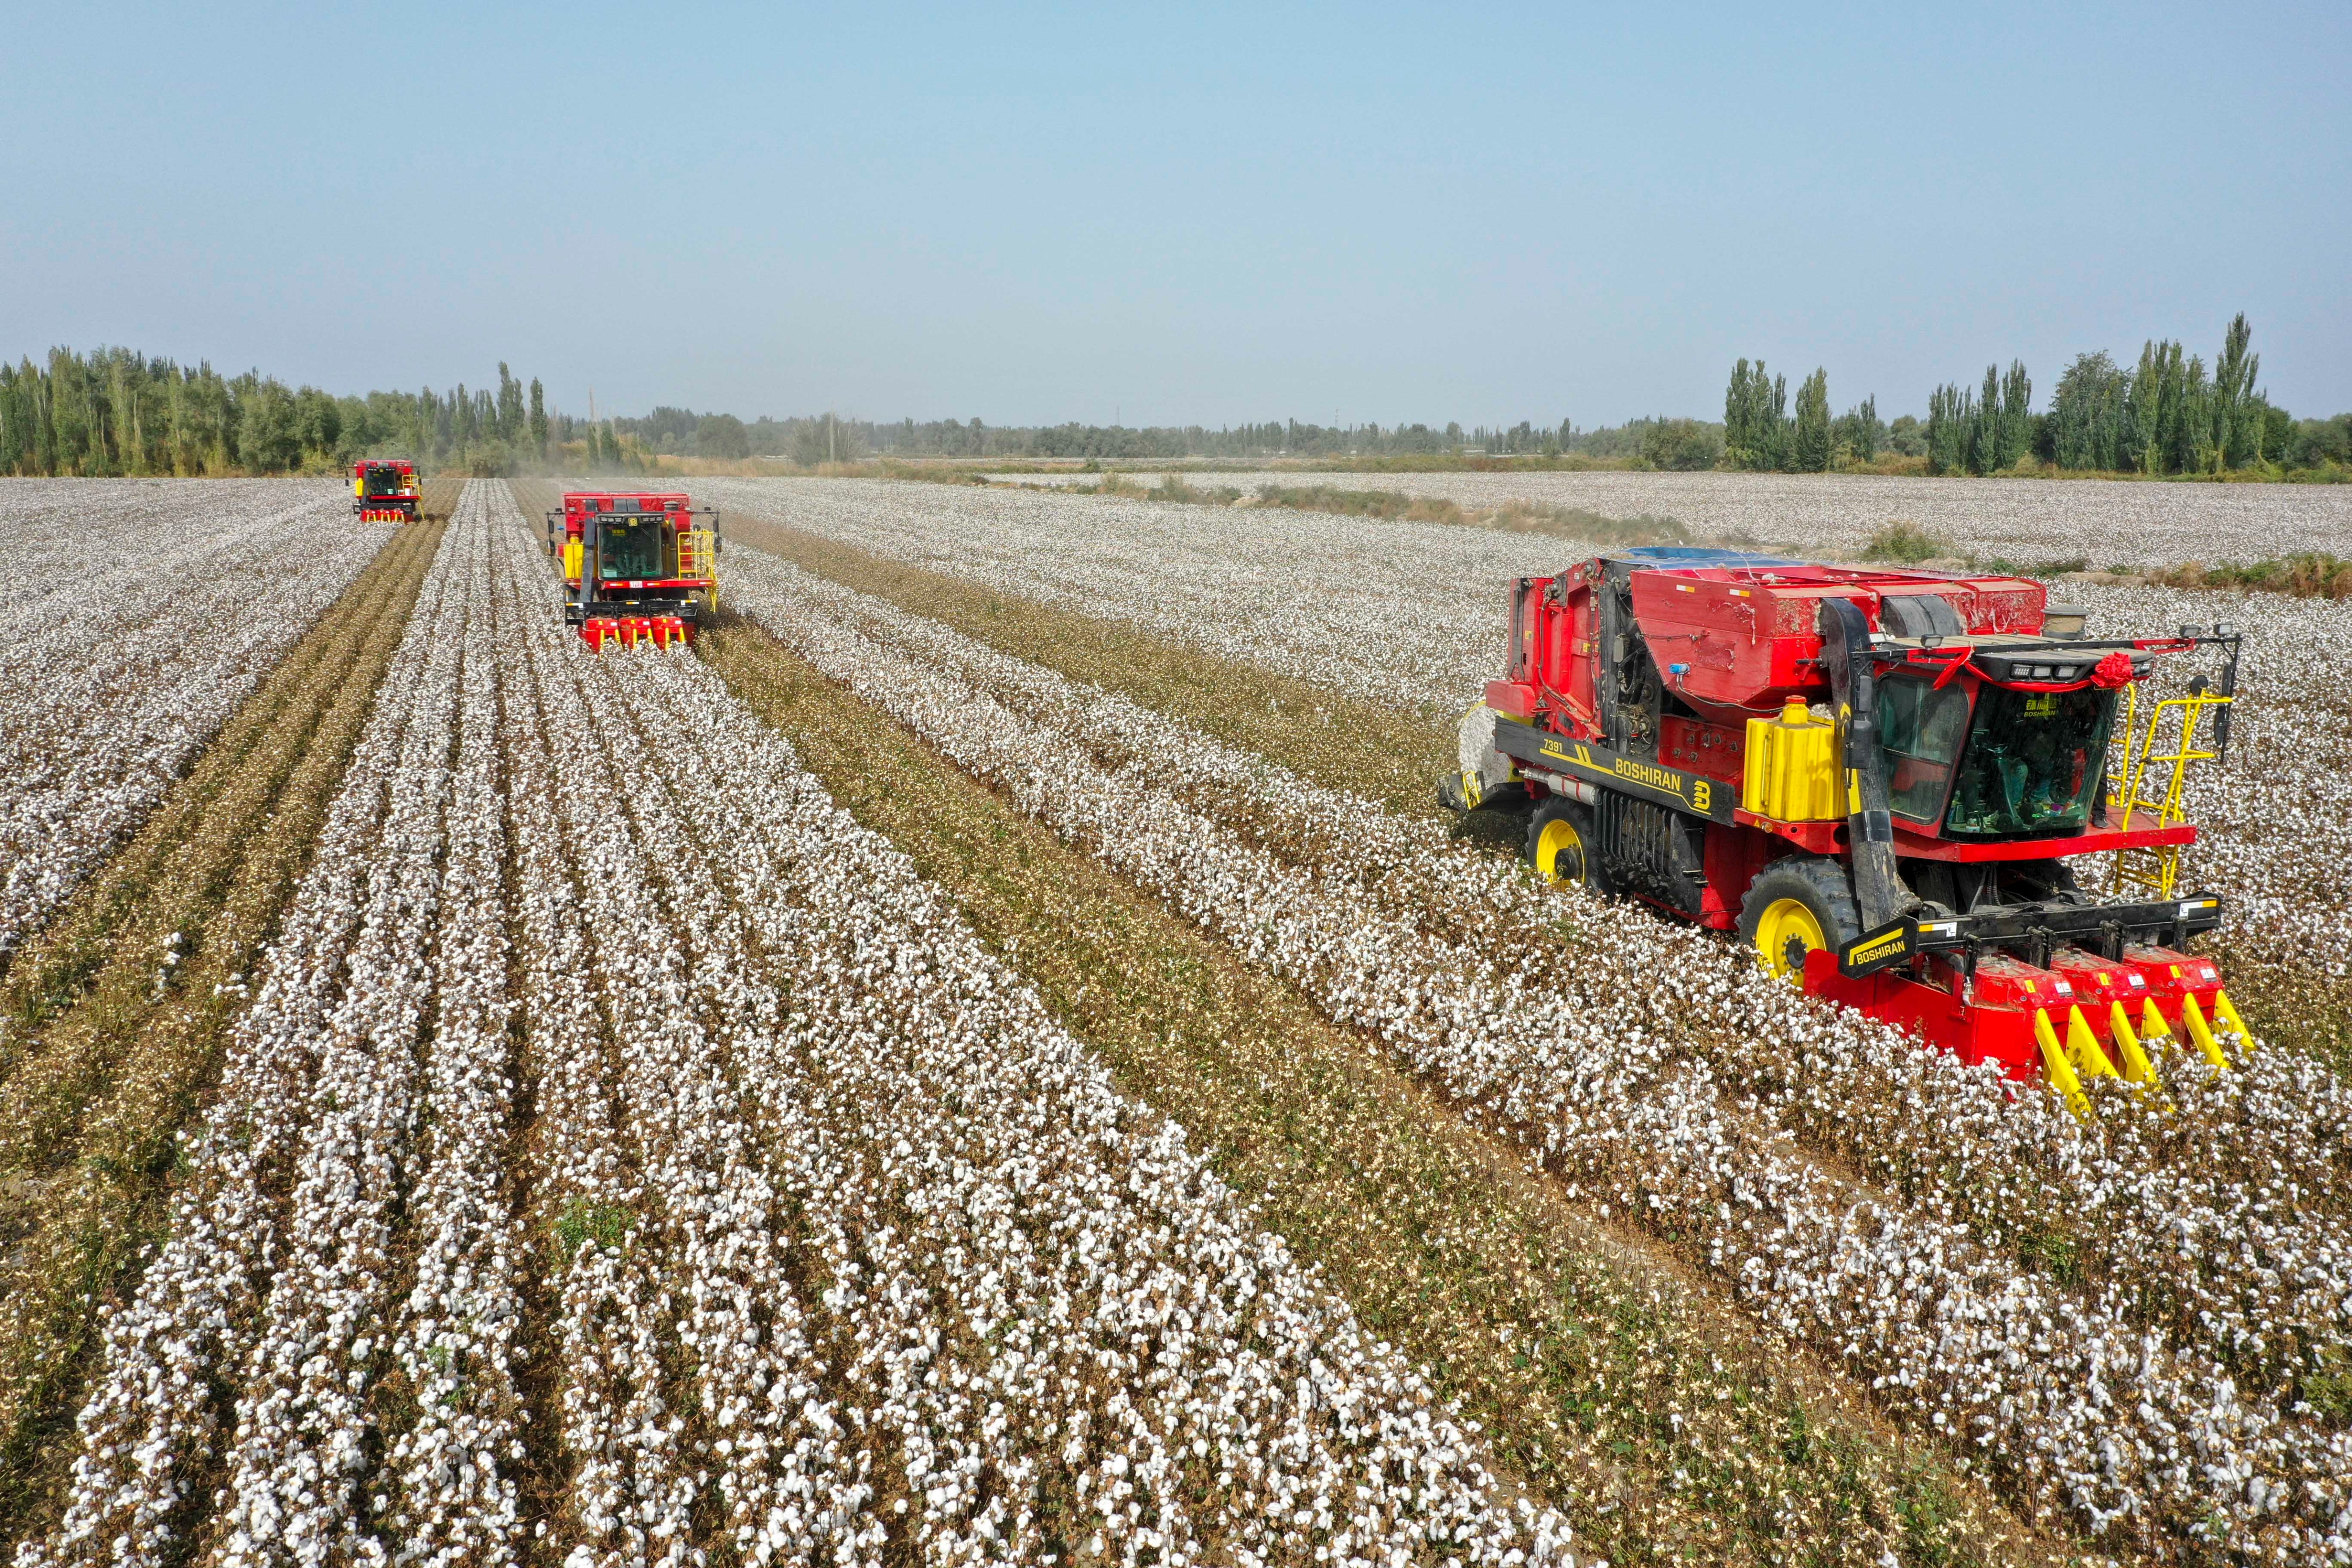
[
  {"x1": 353, "y1": 460, "x2": 419, "y2": 523},
  {"x1": 1450, "y1": 546, "x2": 2245, "y2": 1114},
  {"x1": 545, "y1": 492, "x2": 721, "y2": 651}
]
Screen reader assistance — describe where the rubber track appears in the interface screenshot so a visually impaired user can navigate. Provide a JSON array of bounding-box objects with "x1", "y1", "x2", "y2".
[{"x1": 0, "y1": 520, "x2": 448, "y2": 1543}]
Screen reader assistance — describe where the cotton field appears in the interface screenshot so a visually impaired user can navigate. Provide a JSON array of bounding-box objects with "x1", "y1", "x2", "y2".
[
  {"x1": 0, "y1": 479, "x2": 385, "y2": 958},
  {"x1": 9, "y1": 469, "x2": 2352, "y2": 1567},
  {"x1": 985, "y1": 468, "x2": 2352, "y2": 567},
  {"x1": 11, "y1": 484, "x2": 1568, "y2": 1568},
  {"x1": 689, "y1": 476, "x2": 1562, "y2": 711}
]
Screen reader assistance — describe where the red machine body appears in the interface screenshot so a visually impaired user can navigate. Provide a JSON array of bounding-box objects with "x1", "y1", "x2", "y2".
[
  {"x1": 353, "y1": 460, "x2": 419, "y2": 523},
  {"x1": 1452, "y1": 547, "x2": 2244, "y2": 1103},
  {"x1": 547, "y1": 492, "x2": 721, "y2": 651}
]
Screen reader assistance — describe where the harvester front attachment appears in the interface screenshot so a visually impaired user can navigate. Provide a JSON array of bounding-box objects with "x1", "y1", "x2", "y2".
[
  {"x1": 1807, "y1": 921, "x2": 2250, "y2": 1120},
  {"x1": 581, "y1": 616, "x2": 692, "y2": 653}
]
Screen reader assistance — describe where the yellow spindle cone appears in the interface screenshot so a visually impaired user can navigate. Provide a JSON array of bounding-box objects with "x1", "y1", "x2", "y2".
[
  {"x1": 2034, "y1": 1009, "x2": 2094, "y2": 1122},
  {"x1": 2181, "y1": 992, "x2": 2229, "y2": 1069},
  {"x1": 2066, "y1": 1005, "x2": 2119, "y2": 1079},
  {"x1": 2107, "y1": 1001, "x2": 2157, "y2": 1085}
]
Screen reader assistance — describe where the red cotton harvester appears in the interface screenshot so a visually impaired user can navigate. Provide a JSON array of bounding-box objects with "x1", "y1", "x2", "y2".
[
  {"x1": 353, "y1": 460, "x2": 419, "y2": 523},
  {"x1": 546, "y1": 492, "x2": 722, "y2": 651},
  {"x1": 1444, "y1": 547, "x2": 2247, "y2": 1118}
]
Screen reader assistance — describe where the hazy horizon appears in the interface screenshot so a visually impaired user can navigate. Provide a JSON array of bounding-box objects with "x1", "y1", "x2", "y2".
[{"x1": 9, "y1": 0, "x2": 2347, "y2": 427}]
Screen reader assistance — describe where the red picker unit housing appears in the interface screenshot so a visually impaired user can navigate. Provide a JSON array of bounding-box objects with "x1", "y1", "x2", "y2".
[{"x1": 1443, "y1": 547, "x2": 2245, "y2": 1116}]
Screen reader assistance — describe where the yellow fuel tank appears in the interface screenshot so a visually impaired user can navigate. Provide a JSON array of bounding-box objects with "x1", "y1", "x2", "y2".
[{"x1": 1742, "y1": 699, "x2": 1841, "y2": 822}]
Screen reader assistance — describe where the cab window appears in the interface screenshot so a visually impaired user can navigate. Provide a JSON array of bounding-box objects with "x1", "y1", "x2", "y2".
[{"x1": 1874, "y1": 675, "x2": 1971, "y2": 823}]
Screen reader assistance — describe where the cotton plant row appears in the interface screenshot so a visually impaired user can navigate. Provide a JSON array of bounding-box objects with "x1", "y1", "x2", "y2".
[
  {"x1": 17, "y1": 484, "x2": 1572, "y2": 1568},
  {"x1": 723, "y1": 550, "x2": 2352, "y2": 1557},
  {"x1": 986, "y1": 467, "x2": 2352, "y2": 568},
  {"x1": 371, "y1": 506, "x2": 530, "y2": 1563},
  {"x1": 0, "y1": 478, "x2": 382, "y2": 959},
  {"x1": 506, "y1": 554, "x2": 873, "y2": 1565},
  {"x1": 206, "y1": 503, "x2": 524, "y2": 1564},
  {"x1": 736, "y1": 548, "x2": 2352, "y2": 1398}
]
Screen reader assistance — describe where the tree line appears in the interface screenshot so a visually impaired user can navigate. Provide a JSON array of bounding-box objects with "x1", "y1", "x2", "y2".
[
  {"x1": 1719, "y1": 314, "x2": 2348, "y2": 479},
  {"x1": 608, "y1": 408, "x2": 1749, "y2": 465},
  {"x1": 0, "y1": 347, "x2": 565, "y2": 477}
]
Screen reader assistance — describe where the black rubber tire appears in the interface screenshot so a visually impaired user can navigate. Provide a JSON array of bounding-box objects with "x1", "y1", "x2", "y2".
[
  {"x1": 1738, "y1": 857, "x2": 1863, "y2": 979},
  {"x1": 1526, "y1": 796, "x2": 1610, "y2": 893}
]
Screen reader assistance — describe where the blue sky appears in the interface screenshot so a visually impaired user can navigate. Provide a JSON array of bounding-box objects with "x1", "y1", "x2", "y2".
[{"x1": 9, "y1": 0, "x2": 2346, "y2": 426}]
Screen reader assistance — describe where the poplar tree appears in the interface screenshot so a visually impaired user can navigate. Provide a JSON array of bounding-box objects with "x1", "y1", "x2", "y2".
[
  {"x1": 1997, "y1": 360, "x2": 2032, "y2": 470},
  {"x1": 2213, "y1": 313, "x2": 2262, "y2": 466},
  {"x1": 497, "y1": 363, "x2": 525, "y2": 445},
  {"x1": 1791, "y1": 368, "x2": 1832, "y2": 471},
  {"x1": 1926, "y1": 383, "x2": 1972, "y2": 475}
]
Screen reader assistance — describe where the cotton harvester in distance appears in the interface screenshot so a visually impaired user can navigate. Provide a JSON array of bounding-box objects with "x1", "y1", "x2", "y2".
[
  {"x1": 353, "y1": 460, "x2": 420, "y2": 523},
  {"x1": 545, "y1": 491, "x2": 721, "y2": 651},
  {"x1": 1444, "y1": 547, "x2": 2246, "y2": 1116}
]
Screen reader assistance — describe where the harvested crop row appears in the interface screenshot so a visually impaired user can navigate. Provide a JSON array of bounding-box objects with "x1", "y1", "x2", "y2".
[
  {"x1": 17, "y1": 483, "x2": 1571, "y2": 1566},
  {"x1": 704, "y1": 618, "x2": 2069, "y2": 1568},
  {"x1": 701, "y1": 506, "x2": 1454, "y2": 818},
  {"x1": 0, "y1": 479, "x2": 388, "y2": 963},
  {"x1": 720, "y1": 544, "x2": 2351, "y2": 1558},
  {"x1": 418, "y1": 476, "x2": 466, "y2": 519},
  {"x1": 0, "y1": 518, "x2": 443, "y2": 1538}
]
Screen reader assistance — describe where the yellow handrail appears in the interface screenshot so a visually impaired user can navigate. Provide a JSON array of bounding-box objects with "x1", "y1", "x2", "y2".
[
  {"x1": 2109, "y1": 685, "x2": 2231, "y2": 898},
  {"x1": 677, "y1": 528, "x2": 717, "y2": 580}
]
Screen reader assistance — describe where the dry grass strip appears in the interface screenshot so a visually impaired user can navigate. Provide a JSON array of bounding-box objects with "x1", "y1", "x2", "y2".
[
  {"x1": 703, "y1": 617, "x2": 2073, "y2": 1568},
  {"x1": 0, "y1": 521, "x2": 446, "y2": 1543}
]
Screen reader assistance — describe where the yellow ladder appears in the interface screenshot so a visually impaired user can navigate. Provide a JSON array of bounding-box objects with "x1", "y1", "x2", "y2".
[
  {"x1": 676, "y1": 528, "x2": 716, "y2": 580},
  {"x1": 2109, "y1": 684, "x2": 2232, "y2": 898}
]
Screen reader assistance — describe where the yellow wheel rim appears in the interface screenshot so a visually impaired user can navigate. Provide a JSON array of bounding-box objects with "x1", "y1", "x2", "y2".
[
  {"x1": 1536, "y1": 817, "x2": 1585, "y2": 887},
  {"x1": 1755, "y1": 896, "x2": 1826, "y2": 982}
]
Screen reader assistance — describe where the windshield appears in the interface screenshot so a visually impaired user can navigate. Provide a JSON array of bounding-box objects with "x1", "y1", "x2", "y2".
[
  {"x1": 363, "y1": 465, "x2": 405, "y2": 496},
  {"x1": 1875, "y1": 675, "x2": 1972, "y2": 823},
  {"x1": 1944, "y1": 685, "x2": 2116, "y2": 838},
  {"x1": 597, "y1": 520, "x2": 664, "y2": 581}
]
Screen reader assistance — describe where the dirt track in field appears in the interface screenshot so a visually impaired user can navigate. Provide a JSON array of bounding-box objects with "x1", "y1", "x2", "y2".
[{"x1": 0, "y1": 519, "x2": 445, "y2": 1540}]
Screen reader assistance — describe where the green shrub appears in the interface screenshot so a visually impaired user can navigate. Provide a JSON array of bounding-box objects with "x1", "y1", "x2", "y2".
[{"x1": 1862, "y1": 519, "x2": 1944, "y2": 564}]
